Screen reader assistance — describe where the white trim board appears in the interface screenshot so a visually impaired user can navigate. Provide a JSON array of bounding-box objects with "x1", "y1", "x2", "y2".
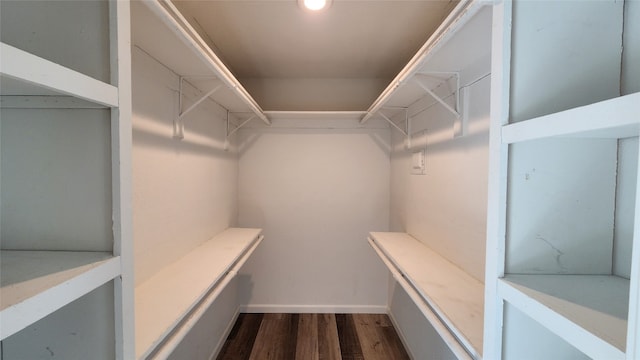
[{"x1": 239, "y1": 305, "x2": 388, "y2": 314}]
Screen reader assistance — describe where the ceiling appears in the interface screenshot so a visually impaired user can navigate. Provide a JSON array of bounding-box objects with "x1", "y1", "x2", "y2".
[{"x1": 172, "y1": 0, "x2": 459, "y2": 111}]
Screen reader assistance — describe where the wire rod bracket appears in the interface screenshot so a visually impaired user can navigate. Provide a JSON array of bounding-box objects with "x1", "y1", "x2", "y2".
[{"x1": 174, "y1": 77, "x2": 222, "y2": 139}]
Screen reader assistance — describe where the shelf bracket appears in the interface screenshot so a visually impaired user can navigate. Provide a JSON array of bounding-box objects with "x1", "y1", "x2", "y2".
[
  {"x1": 174, "y1": 77, "x2": 222, "y2": 139},
  {"x1": 378, "y1": 111, "x2": 408, "y2": 137},
  {"x1": 413, "y1": 73, "x2": 460, "y2": 118},
  {"x1": 377, "y1": 107, "x2": 415, "y2": 149},
  {"x1": 224, "y1": 112, "x2": 257, "y2": 151},
  {"x1": 413, "y1": 72, "x2": 468, "y2": 137}
]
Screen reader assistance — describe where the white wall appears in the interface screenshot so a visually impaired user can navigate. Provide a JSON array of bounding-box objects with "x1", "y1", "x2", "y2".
[
  {"x1": 131, "y1": 46, "x2": 239, "y2": 285},
  {"x1": 622, "y1": 0, "x2": 640, "y2": 96},
  {"x1": 237, "y1": 118, "x2": 390, "y2": 312},
  {"x1": 1, "y1": 108, "x2": 112, "y2": 251},
  {"x1": 615, "y1": 0, "x2": 640, "y2": 278},
  {"x1": 502, "y1": 304, "x2": 590, "y2": 360},
  {"x1": 390, "y1": 75, "x2": 491, "y2": 282},
  {"x1": 1, "y1": 283, "x2": 115, "y2": 360}
]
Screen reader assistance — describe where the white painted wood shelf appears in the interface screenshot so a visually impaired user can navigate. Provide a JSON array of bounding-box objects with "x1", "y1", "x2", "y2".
[
  {"x1": 0, "y1": 42, "x2": 118, "y2": 107},
  {"x1": 498, "y1": 274, "x2": 628, "y2": 359},
  {"x1": 0, "y1": 250, "x2": 120, "y2": 340},
  {"x1": 502, "y1": 92, "x2": 640, "y2": 144},
  {"x1": 131, "y1": 1, "x2": 266, "y2": 119},
  {"x1": 368, "y1": 232, "x2": 484, "y2": 359},
  {"x1": 135, "y1": 228, "x2": 263, "y2": 359},
  {"x1": 362, "y1": 0, "x2": 492, "y2": 127}
]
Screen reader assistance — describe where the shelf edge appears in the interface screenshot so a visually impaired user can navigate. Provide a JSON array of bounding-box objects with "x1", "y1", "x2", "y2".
[
  {"x1": 368, "y1": 232, "x2": 484, "y2": 359},
  {"x1": 0, "y1": 42, "x2": 118, "y2": 107},
  {"x1": 0, "y1": 255, "x2": 121, "y2": 340},
  {"x1": 498, "y1": 278, "x2": 626, "y2": 360},
  {"x1": 502, "y1": 92, "x2": 640, "y2": 144}
]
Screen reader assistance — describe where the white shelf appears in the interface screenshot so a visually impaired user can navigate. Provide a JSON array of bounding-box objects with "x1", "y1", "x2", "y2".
[
  {"x1": 0, "y1": 42, "x2": 118, "y2": 107},
  {"x1": 0, "y1": 250, "x2": 120, "y2": 340},
  {"x1": 130, "y1": 1, "x2": 264, "y2": 118},
  {"x1": 502, "y1": 92, "x2": 640, "y2": 144},
  {"x1": 385, "y1": 4, "x2": 492, "y2": 110},
  {"x1": 135, "y1": 228, "x2": 263, "y2": 359},
  {"x1": 499, "y1": 274, "x2": 629, "y2": 360},
  {"x1": 369, "y1": 232, "x2": 484, "y2": 358}
]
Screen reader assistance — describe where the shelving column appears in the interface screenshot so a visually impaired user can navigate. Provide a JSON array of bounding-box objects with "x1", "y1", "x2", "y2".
[
  {"x1": 110, "y1": 0, "x2": 134, "y2": 359},
  {"x1": 485, "y1": 0, "x2": 638, "y2": 359}
]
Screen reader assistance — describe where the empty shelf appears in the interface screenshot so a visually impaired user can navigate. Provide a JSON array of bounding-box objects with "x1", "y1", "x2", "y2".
[
  {"x1": 135, "y1": 228, "x2": 263, "y2": 359},
  {"x1": 502, "y1": 92, "x2": 640, "y2": 144},
  {"x1": 369, "y1": 232, "x2": 484, "y2": 359},
  {"x1": 499, "y1": 274, "x2": 628, "y2": 360},
  {"x1": 0, "y1": 250, "x2": 120, "y2": 339},
  {"x1": 0, "y1": 42, "x2": 118, "y2": 107}
]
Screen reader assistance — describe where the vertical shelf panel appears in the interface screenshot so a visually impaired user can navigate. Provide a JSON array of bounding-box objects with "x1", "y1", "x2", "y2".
[{"x1": 509, "y1": 0, "x2": 624, "y2": 123}]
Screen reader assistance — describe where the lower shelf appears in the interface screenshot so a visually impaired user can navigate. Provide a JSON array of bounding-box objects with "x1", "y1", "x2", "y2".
[
  {"x1": 369, "y1": 232, "x2": 484, "y2": 359},
  {"x1": 134, "y1": 227, "x2": 263, "y2": 359},
  {"x1": 498, "y1": 274, "x2": 629, "y2": 360},
  {"x1": 0, "y1": 250, "x2": 120, "y2": 339}
]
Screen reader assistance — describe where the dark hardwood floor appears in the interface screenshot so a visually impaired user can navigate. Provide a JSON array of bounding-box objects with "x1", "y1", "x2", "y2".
[{"x1": 217, "y1": 313, "x2": 410, "y2": 360}]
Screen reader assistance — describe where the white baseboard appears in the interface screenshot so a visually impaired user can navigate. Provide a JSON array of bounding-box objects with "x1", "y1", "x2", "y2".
[
  {"x1": 208, "y1": 306, "x2": 241, "y2": 360},
  {"x1": 239, "y1": 304, "x2": 388, "y2": 314},
  {"x1": 388, "y1": 308, "x2": 416, "y2": 360}
]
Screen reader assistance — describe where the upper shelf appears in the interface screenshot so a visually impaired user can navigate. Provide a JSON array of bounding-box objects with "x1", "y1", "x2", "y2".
[
  {"x1": 0, "y1": 42, "x2": 118, "y2": 107},
  {"x1": 0, "y1": 250, "x2": 120, "y2": 340},
  {"x1": 362, "y1": 0, "x2": 492, "y2": 122},
  {"x1": 502, "y1": 92, "x2": 640, "y2": 143},
  {"x1": 131, "y1": 1, "x2": 268, "y2": 124},
  {"x1": 499, "y1": 274, "x2": 628, "y2": 360},
  {"x1": 369, "y1": 232, "x2": 484, "y2": 359}
]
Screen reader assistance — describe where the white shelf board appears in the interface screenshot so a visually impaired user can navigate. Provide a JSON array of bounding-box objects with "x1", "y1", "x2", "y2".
[
  {"x1": 381, "y1": 3, "x2": 492, "y2": 110},
  {"x1": 502, "y1": 92, "x2": 640, "y2": 144},
  {"x1": 369, "y1": 232, "x2": 484, "y2": 358},
  {"x1": 135, "y1": 227, "x2": 263, "y2": 359},
  {"x1": 130, "y1": 2, "x2": 253, "y2": 114},
  {"x1": 0, "y1": 42, "x2": 118, "y2": 107},
  {"x1": 499, "y1": 274, "x2": 629, "y2": 359},
  {"x1": 0, "y1": 250, "x2": 120, "y2": 339},
  {"x1": 264, "y1": 111, "x2": 367, "y2": 121}
]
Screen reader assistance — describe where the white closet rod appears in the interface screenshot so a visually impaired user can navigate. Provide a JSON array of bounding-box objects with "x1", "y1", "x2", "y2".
[
  {"x1": 360, "y1": 0, "x2": 483, "y2": 124},
  {"x1": 142, "y1": 0, "x2": 270, "y2": 125}
]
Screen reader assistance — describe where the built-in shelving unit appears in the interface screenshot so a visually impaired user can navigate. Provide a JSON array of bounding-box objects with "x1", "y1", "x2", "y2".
[
  {"x1": 0, "y1": 0, "x2": 133, "y2": 358},
  {"x1": 484, "y1": 0, "x2": 639, "y2": 359},
  {"x1": 369, "y1": 232, "x2": 484, "y2": 359},
  {"x1": 135, "y1": 228, "x2": 262, "y2": 359}
]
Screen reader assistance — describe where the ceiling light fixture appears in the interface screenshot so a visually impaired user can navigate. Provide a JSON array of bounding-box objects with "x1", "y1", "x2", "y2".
[{"x1": 298, "y1": 0, "x2": 331, "y2": 11}]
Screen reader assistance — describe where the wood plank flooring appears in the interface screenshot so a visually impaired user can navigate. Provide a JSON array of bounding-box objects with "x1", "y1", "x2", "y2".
[{"x1": 217, "y1": 314, "x2": 410, "y2": 360}]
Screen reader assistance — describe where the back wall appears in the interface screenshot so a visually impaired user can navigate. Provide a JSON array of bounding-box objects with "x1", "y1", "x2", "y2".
[{"x1": 237, "y1": 117, "x2": 390, "y2": 312}]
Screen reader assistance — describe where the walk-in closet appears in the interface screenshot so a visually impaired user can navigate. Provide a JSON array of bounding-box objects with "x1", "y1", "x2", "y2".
[{"x1": 1, "y1": 0, "x2": 638, "y2": 359}]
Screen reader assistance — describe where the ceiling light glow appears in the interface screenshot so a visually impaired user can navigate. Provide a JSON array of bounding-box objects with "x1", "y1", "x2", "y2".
[{"x1": 302, "y1": 0, "x2": 329, "y2": 11}]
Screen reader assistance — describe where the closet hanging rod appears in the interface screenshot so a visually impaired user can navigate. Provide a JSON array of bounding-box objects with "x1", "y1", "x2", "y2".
[
  {"x1": 142, "y1": 0, "x2": 270, "y2": 126},
  {"x1": 360, "y1": 0, "x2": 483, "y2": 124}
]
